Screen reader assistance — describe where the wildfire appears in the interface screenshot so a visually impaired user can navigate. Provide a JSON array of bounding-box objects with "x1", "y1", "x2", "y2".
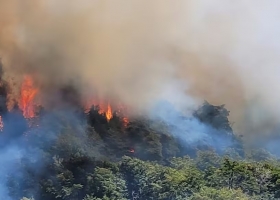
[
  {"x1": 84, "y1": 99, "x2": 129, "y2": 124},
  {"x1": 105, "y1": 104, "x2": 113, "y2": 121},
  {"x1": 19, "y1": 75, "x2": 38, "y2": 118},
  {"x1": 84, "y1": 99, "x2": 112, "y2": 121},
  {"x1": 0, "y1": 67, "x2": 131, "y2": 130},
  {"x1": 15, "y1": 75, "x2": 126, "y2": 123}
]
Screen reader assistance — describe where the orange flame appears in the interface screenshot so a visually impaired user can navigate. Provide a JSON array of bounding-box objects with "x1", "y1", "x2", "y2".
[
  {"x1": 105, "y1": 103, "x2": 113, "y2": 121},
  {"x1": 84, "y1": 99, "x2": 113, "y2": 121},
  {"x1": 84, "y1": 99, "x2": 128, "y2": 124},
  {"x1": 19, "y1": 75, "x2": 38, "y2": 118}
]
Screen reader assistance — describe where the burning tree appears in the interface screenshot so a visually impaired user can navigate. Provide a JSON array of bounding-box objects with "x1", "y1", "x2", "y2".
[{"x1": 19, "y1": 75, "x2": 38, "y2": 118}]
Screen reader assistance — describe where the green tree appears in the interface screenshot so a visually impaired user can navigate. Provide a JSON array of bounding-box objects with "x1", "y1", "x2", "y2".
[
  {"x1": 87, "y1": 167, "x2": 127, "y2": 200},
  {"x1": 42, "y1": 155, "x2": 84, "y2": 199},
  {"x1": 219, "y1": 158, "x2": 258, "y2": 194},
  {"x1": 190, "y1": 187, "x2": 250, "y2": 200},
  {"x1": 193, "y1": 101, "x2": 232, "y2": 132},
  {"x1": 196, "y1": 150, "x2": 221, "y2": 171}
]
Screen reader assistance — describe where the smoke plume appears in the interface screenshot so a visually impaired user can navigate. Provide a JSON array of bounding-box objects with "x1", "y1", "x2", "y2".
[
  {"x1": 1, "y1": 1, "x2": 280, "y2": 198},
  {"x1": 1, "y1": 0, "x2": 280, "y2": 140}
]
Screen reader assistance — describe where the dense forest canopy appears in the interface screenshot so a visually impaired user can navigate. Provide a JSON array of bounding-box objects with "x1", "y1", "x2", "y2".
[{"x1": 0, "y1": 89, "x2": 279, "y2": 199}]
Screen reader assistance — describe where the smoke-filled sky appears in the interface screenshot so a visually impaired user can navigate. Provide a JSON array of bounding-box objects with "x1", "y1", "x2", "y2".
[{"x1": 1, "y1": 0, "x2": 280, "y2": 140}]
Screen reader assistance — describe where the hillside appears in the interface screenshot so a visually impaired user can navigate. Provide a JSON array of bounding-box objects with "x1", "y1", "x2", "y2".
[{"x1": 0, "y1": 101, "x2": 278, "y2": 200}]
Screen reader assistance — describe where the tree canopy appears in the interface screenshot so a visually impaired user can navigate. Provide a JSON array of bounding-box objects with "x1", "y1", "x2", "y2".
[{"x1": 0, "y1": 102, "x2": 279, "y2": 200}]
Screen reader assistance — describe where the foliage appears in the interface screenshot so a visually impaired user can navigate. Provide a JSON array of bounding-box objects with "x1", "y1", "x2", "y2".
[
  {"x1": 190, "y1": 187, "x2": 250, "y2": 200},
  {"x1": 4, "y1": 102, "x2": 280, "y2": 199},
  {"x1": 193, "y1": 101, "x2": 232, "y2": 132}
]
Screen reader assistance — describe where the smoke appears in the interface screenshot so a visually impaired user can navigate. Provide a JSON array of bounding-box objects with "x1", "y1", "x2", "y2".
[
  {"x1": 0, "y1": 110, "x2": 35, "y2": 199},
  {"x1": 1, "y1": 0, "x2": 280, "y2": 139},
  {"x1": 0, "y1": 0, "x2": 190, "y2": 112},
  {"x1": 150, "y1": 101, "x2": 235, "y2": 154},
  {"x1": 0, "y1": 107, "x2": 91, "y2": 199},
  {"x1": 1, "y1": 1, "x2": 280, "y2": 197}
]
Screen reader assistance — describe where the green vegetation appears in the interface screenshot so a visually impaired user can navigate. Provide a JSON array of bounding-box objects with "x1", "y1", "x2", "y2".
[{"x1": 4, "y1": 102, "x2": 280, "y2": 199}]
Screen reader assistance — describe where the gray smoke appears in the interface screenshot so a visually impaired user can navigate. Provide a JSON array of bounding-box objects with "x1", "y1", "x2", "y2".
[
  {"x1": 0, "y1": 1, "x2": 280, "y2": 146},
  {"x1": 1, "y1": 1, "x2": 280, "y2": 198}
]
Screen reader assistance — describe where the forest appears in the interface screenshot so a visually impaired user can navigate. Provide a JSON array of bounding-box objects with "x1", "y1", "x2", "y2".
[
  {"x1": 1, "y1": 98, "x2": 280, "y2": 200},
  {"x1": 1, "y1": 1, "x2": 280, "y2": 199}
]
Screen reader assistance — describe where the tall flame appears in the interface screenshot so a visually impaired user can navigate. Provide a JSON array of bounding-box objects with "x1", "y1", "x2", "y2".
[
  {"x1": 19, "y1": 75, "x2": 38, "y2": 118},
  {"x1": 16, "y1": 76, "x2": 125, "y2": 123},
  {"x1": 105, "y1": 103, "x2": 113, "y2": 121}
]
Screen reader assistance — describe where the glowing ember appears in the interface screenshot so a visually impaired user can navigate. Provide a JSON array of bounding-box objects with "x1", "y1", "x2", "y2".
[
  {"x1": 0, "y1": 116, "x2": 3, "y2": 131},
  {"x1": 98, "y1": 101, "x2": 107, "y2": 114},
  {"x1": 123, "y1": 117, "x2": 129, "y2": 127},
  {"x1": 84, "y1": 99, "x2": 98, "y2": 113},
  {"x1": 84, "y1": 99, "x2": 107, "y2": 114},
  {"x1": 129, "y1": 148, "x2": 135, "y2": 153},
  {"x1": 19, "y1": 75, "x2": 38, "y2": 118}
]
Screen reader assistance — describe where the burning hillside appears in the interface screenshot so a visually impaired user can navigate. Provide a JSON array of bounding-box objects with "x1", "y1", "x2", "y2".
[
  {"x1": 19, "y1": 75, "x2": 38, "y2": 118},
  {"x1": 0, "y1": 0, "x2": 280, "y2": 199},
  {"x1": 0, "y1": 72, "x2": 130, "y2": 130}
]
